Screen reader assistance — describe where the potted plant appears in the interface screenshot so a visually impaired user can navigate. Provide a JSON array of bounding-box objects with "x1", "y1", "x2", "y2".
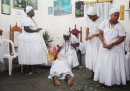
[{"x1": 42, "y1": 30, "x2": 53, "y2": 49}]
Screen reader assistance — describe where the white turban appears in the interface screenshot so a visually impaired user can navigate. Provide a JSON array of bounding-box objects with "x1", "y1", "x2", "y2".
[
  {"x1": 25, "y1": 6, "x2": 33, "y2": 14},
  {"x1": 87, "y1": 6, "x2": 97, "y2": 15},
  {"x1": 109, "y1": 8, "x2": 119, "y2": 15},
  {"x1": 63, "y1": 31, "x2": 70, "y2": 36}
]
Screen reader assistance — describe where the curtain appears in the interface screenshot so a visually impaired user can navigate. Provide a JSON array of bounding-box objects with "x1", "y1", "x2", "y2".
[{"x1": 85, "y1": 2, "x2": 112, "y2": 19}]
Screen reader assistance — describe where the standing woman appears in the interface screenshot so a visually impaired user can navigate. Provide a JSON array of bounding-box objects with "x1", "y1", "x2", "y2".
[
  {"x1": 85, "y1": 6, "x2": 103, "y2": 79},
  {"x1": 18, "y1": 6, "x2": 48, "y2": 75},
  {"x1": 94, "y1": 8, "x2": 129, "y2": 87}
]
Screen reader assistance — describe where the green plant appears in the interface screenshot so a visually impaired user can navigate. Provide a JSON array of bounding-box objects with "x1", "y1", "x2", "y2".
[{"x1": 42, "y1": 31, "x2": 53, "y2": 48}]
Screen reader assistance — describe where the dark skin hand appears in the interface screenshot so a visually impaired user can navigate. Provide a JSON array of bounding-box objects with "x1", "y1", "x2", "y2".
[
  {"x1": 54, "y1": 46, "x2": 62, "y2": 60},
  {"x1": 70, "y1": 42, "x2": 79, "y2": 48}
]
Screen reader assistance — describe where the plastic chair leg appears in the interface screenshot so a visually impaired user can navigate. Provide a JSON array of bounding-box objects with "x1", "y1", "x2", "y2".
[{"x1": 8, "y1": 58, "x2": 13, "y2": 75}]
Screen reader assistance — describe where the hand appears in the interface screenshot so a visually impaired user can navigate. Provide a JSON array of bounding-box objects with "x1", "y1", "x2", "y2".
[
  {"x1": 85, "y1": 37, "x2": 89, "y2": 40},
  {"x1": 103, "y1": 43, "x2": 107, "y2": 48},
  {"x1": 70, "y1": 42, "x2": 76, "y2": 48},
  {"x1": 36, "y1": 28, "x2": 42, "y2": 32},
  {"x1": 105, "y1": 44, "x2": 113, "y2": 49}
]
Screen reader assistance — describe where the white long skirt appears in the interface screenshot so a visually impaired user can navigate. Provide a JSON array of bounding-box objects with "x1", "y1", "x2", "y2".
[
  {"x1": 94, "y1": 45, "x2": 128, "y2": 86},
  {"x1": 18, "y1": 32, "x2": 48, "y2": 65},
  {"x1": 48, "y1": 59, "x2": 74, "y2": 80},
  {"x1": 85, "y1": 37, "x2": 100, "y2": 71}
]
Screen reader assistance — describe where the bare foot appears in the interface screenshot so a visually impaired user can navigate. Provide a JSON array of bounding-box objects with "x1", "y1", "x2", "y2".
[
  {"x1": 67, "y1": 75, "x2": 73, "y2": 86},
  {"x1": 54, "y1": 76, "x2": 61, "y2": 86},
  {"x1": 55, "y1": 80, "x2": 61, "y2": 86}
]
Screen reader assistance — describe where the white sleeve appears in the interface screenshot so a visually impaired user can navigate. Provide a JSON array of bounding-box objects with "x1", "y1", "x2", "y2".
[
  {"x1": 118, "y1": 24, "x2": 126, "y2": 36},
  {"x1": 98, "y1": 20, "x2": 106, "y2": 31},
  {"x1": 22, "y1": 18, "x2": 32, "y2": 27}
]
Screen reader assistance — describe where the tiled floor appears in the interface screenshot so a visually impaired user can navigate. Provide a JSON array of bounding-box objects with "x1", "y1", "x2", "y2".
[{"x1": 0, "y1": 66, "x2": 130, "y2": 91}]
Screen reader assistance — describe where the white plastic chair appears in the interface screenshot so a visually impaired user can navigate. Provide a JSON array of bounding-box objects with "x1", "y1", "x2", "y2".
[{"x1": 2, "y1": 39, "x2": 17, "y2": 75}]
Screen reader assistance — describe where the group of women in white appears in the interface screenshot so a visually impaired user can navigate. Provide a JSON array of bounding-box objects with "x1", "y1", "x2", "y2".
[
  {"x1": 13, "y1": 5, "x2": 130, "y2": 87},
  {"x1": 85, "y1": 6, "x2": 130, "y2": 87},
  {"x1": 1, "y1": 5, "x2": 130, "y2": 88}
]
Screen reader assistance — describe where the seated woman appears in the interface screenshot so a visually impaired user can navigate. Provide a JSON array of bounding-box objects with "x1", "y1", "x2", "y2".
[{"x1": 48, "y1": 55, "x2": 74, "y2": 86}]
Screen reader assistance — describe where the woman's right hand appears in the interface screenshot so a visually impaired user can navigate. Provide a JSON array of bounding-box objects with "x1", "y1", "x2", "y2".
[
  {"x1": 36, "y1": 28, "x2": 42, "y2": 32},
  {"x1": 85, "y1": 37, "x2": 89, "y2": 40}
]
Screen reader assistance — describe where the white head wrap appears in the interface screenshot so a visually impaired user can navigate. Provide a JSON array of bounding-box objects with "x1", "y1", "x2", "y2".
[
  {"x1": 109, "y1": 8, "x2": 119, "y2": 15},
  {"x1": 25, "y1": 6, "x2": 33, "y2": 14},
  {"x1": 63, "y1": 31, "x2": 70, "y2": 36},
  {"x1": 87, "y1": 6, "x2": 97, "y2": 15}
]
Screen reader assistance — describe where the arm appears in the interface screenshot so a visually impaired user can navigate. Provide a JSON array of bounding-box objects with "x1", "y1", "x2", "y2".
[
  {"x1": 85, "y1": 28, "x2": 89, "y2": 40},
  {"x1": 88, "y1": 33, "x2": 99, "y2": 40},
  {"x1": 86, "y1": 28, "x2": 99, "y2": 40},
  {"x1": 106, "y1": 36, "x2": 125, "y2": 49},
  {"x1": 112, "y1": 36, "x2": 125, "y2": 46},
  {"x1": 24, "y1": 26, "x2": 42, "y2": 33},
  {"x1": 54, "y1": 46, "x2": 62, "y2": 60},
  {"x1": 99, "y1": 29, "x2": 106, "y2": 47}
]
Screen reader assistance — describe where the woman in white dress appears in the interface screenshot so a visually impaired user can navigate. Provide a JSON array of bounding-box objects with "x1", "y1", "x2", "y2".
[
  {"x1": 85, "y1": 6, "x2": 103, "y2": 79},
  {"x1": 94, "y1": 8, "x2": 129, "y2": 87},
  {"x1": 18, "y1": 6, "x2": 48, "y2": 75}
]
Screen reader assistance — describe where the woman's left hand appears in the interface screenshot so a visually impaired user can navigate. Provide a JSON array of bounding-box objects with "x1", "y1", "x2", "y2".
[{"x1": 105, "y1": 44, "x2": 114, "y2": 49}]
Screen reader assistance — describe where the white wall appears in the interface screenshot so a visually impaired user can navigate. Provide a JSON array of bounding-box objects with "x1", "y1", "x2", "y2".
[{"x1": 0, "y1": 0, "x2": 130, "y2": 47}]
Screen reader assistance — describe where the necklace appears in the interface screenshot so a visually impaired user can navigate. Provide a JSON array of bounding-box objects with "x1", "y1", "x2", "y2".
[{"x1": 65, "y1": 41, "x2": 70, "y2": 53}]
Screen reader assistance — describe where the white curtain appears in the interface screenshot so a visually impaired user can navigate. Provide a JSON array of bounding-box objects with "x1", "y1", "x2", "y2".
[{"x1": 85, "y1": 2, "x2": 112, "y2": 19}]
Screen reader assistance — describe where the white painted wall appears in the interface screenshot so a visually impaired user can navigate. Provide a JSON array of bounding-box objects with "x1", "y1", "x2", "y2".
[{"x1": 0, "y1": 0, "x2": 130, "y2": 48}]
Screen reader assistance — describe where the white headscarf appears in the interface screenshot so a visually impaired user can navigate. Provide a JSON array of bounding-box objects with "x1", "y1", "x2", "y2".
[
  {"x1": 63, "y1": 31, "x2": 70, "y2": 36},
  {"x1": 25, "y1": 6, "x2": 33, "y2": 14},
  {"x1": 109, "y1": 8, "x2": 119, "y2": 15},
  {"x1": 87, "y1": 6, "x2": 97, "y2": 15}
]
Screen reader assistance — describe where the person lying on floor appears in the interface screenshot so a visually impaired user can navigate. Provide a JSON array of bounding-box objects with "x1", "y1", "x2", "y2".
[{"x1": 48, "y1": 58, "x2": 74, "y2": 86}]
